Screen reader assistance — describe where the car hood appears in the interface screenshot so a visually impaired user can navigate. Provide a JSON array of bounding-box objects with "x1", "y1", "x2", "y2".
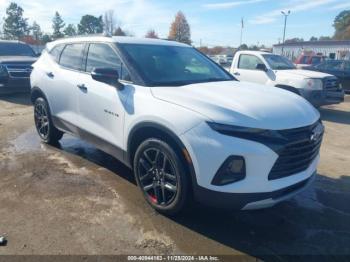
[
  {"x1": 151, "y1": 81, "x2": 320, "y2": 130},
  {"x1": 0, "y1": 56, "x2": 37, "y2": 64},
  {"x1": 275, "y1": 69, "x2": 333, "y2": 79}
]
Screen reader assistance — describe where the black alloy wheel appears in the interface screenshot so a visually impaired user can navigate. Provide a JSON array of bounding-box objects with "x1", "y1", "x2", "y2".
[{"x1": 134, "y1": 138, "x2": 189, "y2": 215}]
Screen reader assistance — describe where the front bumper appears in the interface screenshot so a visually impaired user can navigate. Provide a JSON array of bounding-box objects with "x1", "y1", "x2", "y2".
[
  {"x1": 193, "y1": 172, "x2": 315, "y2": 210},
  {"x1": 181, "y1": 122, "x2": 319, "y2": 210},
  {"x1": 300, "y1": 88, "x2": 345, "y2": 107},
  {"x1": 0, "y1": 77, "x2": 31, "y2": 94}
]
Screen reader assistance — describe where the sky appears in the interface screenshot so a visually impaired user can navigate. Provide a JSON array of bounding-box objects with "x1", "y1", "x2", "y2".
[{"x1": 0, "y1": 0, "x2": 349, "y2": 47}]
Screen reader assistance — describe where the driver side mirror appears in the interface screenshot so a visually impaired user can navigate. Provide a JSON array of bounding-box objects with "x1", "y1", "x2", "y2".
[
  {"x1": 91, "y1": 67, "x2": 124, "y2": 90},
  {"x1": 256, "y1": 63, "x2": 268, "y2": 72}
]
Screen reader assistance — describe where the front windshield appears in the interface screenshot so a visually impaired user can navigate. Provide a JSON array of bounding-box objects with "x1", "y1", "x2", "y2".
[
  {"x1": 0, "y1": 43, "x2": 36, "y2": 57},
  {"x1": 118, "y1": 43, "x2": 233, "y2": 86},
  {"x1": 262, "y1": 54, "x2": 295, "y2": 70}
]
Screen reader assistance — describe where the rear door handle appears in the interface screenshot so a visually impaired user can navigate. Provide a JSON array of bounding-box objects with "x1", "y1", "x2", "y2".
[
  {"x1": 233, "y1": 72, "x2": 240, "y2": 76},
  {"x1": 46, "y1": 72, "x2": 54, "y2": 78},
  {"x1": 77, "y1": 84, "x2": 88, "y2": 92}
]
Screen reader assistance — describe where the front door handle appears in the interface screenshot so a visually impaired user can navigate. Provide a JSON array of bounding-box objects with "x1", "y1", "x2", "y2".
[
  {"x1": 233, "y1": 72, "x2": 240, "y2": 76},
  {"x1": 77, "y1": 84, "x2": 87, "y2": 92},
  {"x1": 46, "y1": 72, "x2": 54, "y2": 78}
]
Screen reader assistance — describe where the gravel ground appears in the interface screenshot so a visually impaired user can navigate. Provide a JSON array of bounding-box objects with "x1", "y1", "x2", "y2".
[{"x1": 0, "y1": 94, "x2": 349, "y2": 261}]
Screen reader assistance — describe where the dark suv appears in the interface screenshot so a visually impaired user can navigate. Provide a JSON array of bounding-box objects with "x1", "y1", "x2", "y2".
[{"x1": 0, "y1": 41, "x2": 38, "y2": 94}]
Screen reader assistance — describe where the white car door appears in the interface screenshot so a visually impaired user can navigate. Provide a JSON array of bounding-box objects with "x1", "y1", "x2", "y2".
[
  {"x1": 77, "y1": 43, "x2": 132, "y2": 154},
  {"x1": 46, "y1": 43, "x2": 85, "y2": 133},
  {"x1": 232, "y1": 54, "x2": 270, "y2": 84}
]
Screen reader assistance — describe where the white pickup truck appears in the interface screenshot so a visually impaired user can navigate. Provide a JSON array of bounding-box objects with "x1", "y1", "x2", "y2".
[{"x1": 229, "y1": 51, "x2": 344, "y2": 107}]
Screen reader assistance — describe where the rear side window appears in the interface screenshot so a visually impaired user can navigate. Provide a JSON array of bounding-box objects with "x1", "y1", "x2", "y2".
[
  {"x1": 238, "y1": 54, "x2": 263, "y2": 70},
  {"x1": 86, "y1": 43, "x2": 130, "y2": 81},
  {"x1": 59, "y1": 43, "x2": 85, "y2": 71},
  {"x1": 326, "y1": 61, "x2": 343, "y2": 70},
  {"x1": 49, "y1": 44, "x2": 64, "y2": 62}
]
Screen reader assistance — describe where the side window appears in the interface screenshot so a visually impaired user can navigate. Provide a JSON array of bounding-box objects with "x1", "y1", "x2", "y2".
[
  {"x1": 86, "y1": 43, "x2": 131, "y2": 81},
  {"x1": 49, "y1": 44, "x2": 64, "y2": 62},
  {"x1": 238, "y1": 54, "x2": 264, "y2": 70},
  {"x1": 59, "y1": 43, "x2": 85, "y2": 71},
  {"x1": 326, "y1": 61, "x2": 343, "y2": 70}
]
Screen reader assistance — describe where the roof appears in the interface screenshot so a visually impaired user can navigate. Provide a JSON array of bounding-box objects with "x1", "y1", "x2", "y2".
[
  {"x1": 235, "y1": 50, "x2": 270, "y2": 55},
  {"x1": 46, "y1": 36, "x2": 189, "y2": 50},
  {"x1": 0, "y1": 40, "x2": 27, "y2": 44},
  {"x1": 273, "y1": 40, "x2": 350, "y2": 47}
]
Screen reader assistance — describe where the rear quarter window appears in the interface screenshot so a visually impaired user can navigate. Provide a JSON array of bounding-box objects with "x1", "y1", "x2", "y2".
[
  {"x1": 59, "y1": 43, "x2": 85, "y2": 71},
  {"x1": 49, "y1": 44, "x2": 64, "y2": 63}
]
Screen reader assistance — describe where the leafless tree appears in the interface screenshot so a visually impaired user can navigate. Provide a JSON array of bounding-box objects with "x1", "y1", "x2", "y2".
[{"x1": 103, "y1": 10, "x2": 116, "y2": 35}]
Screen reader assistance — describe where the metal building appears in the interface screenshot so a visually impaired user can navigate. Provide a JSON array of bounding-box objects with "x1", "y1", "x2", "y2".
[{"x1": 273, "y1": 40, "x2": 350, "y2": 61}]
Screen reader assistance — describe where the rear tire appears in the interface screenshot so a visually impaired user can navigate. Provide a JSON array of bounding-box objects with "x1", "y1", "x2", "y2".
[
  {"x1": 34, "y1": 97, "x2": 63, "y2": 145},
  {"x1": 133, "y1": 138, "x2": 190, "y2": 215}
]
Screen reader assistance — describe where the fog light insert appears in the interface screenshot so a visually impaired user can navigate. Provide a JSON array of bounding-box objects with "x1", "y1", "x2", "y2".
[{"x1": 211, "y1": 156, "x2": 246, "y2": 186}]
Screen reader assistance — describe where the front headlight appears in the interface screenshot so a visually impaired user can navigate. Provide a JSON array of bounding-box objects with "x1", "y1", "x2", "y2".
[
  {"x1": 207, "y1": 122, "x2": 286, "y2": 143},
  {"x1": 305, "y1": 78, "x2": 323, "y2": 90}
]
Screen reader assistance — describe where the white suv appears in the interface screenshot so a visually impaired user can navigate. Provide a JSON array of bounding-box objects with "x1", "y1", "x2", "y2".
[{"x1": 30, "y1": 36, "x2": 324, "y2": 214}]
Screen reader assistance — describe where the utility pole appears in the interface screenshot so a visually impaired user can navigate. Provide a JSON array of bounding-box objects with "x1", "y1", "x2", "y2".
[
  {"x1": 281, "y1": 10, "x2": 290, "y2": 55},
  {"x1": 239, "y1": 17, "x2": 244, "y2": 49}
]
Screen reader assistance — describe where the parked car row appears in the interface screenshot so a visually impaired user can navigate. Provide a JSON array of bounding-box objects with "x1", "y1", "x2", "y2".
[
  {"x1": 304, "y1": 60, "x2": 350, "y2": 93},
  {"x1": 229, "y1": 50, "x2": 345, "y2": 107},
  {"x1": 29, "y1": 36, "x2": 324, "y2": 214}
]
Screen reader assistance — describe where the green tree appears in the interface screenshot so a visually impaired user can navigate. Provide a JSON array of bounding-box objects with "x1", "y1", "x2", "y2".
[
  {"x1": 3, "y1": 2, "x2": 28, "y2": 40},
  {"x1": 239, "y1": 44, "x2": 248, "y2": 50},
  {"x1": 31, "y1": 21, "x2": 42, "y2": 42},
  {"x1": 41, "y1": 34, "x2": 52, "y2": 44},
  {"x1": 168, "y1": 11, "x2": 191, "y2": 44},
  {"x1": 334, "y1": 10, "x2": 350, "y2": 40},
  {"x1": 78, "y1": 15, "x2": 103, "y2": 34},
  {"x1": 64, "y1": 24, "x2": 77, "y2": 36},
  {"x1": 52, "y1": 12, "x2": 65, "y2": 39},
  {"x1": 309, "y1": 36, "x2": 318, "y2": 41}
]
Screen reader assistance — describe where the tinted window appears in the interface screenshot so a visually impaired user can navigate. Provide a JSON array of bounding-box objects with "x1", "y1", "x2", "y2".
[
  {"x1": 86, "y1": 43, "x2": 130, "y2": 81},
  {"x1": 0, "y1": 43, "x2": 35, "y2": 56},
  {"x1": 50, "y1": 44, "x2": 64, "y2": 62},
  {"x1": 325, "y1": 61, "x2": 343, "y2": 70},
  {"x1": 119, "y1": 44, "x2": 233, "y2": 86},
  {"x1": 238, "y1": 54, "x2": 264, "y2": 70},
  {"x1": 59, "y1": 44, "x2": 85, "y2": 71}
]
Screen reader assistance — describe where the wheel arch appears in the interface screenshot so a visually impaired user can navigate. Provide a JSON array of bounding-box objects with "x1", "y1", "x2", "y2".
[
  {"x1": 30, "y1": 86, "x2": 48, "y2": 104},
  {"x1": 127, "y1": 122, "x2": 198, "y2": 190}
]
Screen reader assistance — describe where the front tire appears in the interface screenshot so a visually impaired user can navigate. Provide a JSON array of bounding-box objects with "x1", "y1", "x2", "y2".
[
  {"x1": 133, "y1": 138, "x2": 189, "y2": 215},
  {"x1": 34, "y1": 97, "x2": 63, "y2": 145}
]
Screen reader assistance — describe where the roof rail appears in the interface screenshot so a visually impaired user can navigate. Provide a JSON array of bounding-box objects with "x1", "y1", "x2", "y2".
[{"x1": 60, "y1": 32, "x2": 112, "y2": 40}]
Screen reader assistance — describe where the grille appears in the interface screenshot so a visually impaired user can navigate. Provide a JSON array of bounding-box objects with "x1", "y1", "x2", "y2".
[
  {"x1": 4, "y1": 64, "x2": 33, "y2": 78},
  {"x1": 323, "y1": 77, "x2": 340, "y2": 90},
  {"x1": 268, "y1": 121, "x2": 323, "y2": 180}
]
